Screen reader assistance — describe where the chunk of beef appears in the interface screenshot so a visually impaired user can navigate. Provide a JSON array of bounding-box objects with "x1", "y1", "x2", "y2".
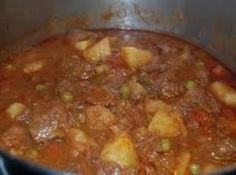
[
  {"x1": 62, "y1": 55, "x2": 95, "y2": 81},
  {"x1": 86, "y1": 105, "x2": 117, "y2": 130},
  {"x1": 208, "y1": 138, "x2": 236, "y2": 163},
  {"x1": 29, "y1": 100, "x2": 73, "y2": 142},
  {"x1": 176, "y1": 88, "x2": 220, "y2": 116},
  {"x1": 138, "y1": 49, "x2": 197, "y2": 99},
  {"x1": 83, "y1": 86, "x2": 118, "y2": 107},
  {"x1": 159, "y1": 81, "x2": 185, "y2": 99},
  {"x1": 97, "y1": 67, "x2": 131, "y2": 90},
  {"x1": 1, "y1": 124, "x2": 33, "y2": 151},
  {"x1": 188, "y1": 109, "x2": 216, "y2": 135}
]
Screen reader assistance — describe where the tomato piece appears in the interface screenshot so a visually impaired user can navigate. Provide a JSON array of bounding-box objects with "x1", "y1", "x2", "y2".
[
  {"x1": 40, "y1": 142, "x2": 64, "y2": 162},
  {"x1": 190, "y1": 109, "x2": 215, "y2": 134},
  {"x1": 107, "y1": 57, "x2": 126, "y2": 68}
]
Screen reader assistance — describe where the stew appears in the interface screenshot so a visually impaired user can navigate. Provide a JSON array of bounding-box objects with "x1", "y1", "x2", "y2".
[{"x1": 0, "y1": 29, "x2": 235, "y2": 175}]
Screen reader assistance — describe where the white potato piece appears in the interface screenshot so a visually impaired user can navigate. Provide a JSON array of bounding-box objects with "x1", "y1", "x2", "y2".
[
  {"x1": 86, "y1": 105, "x2": 117, "y2": 130},
  {"x1": 211, "y1": 81, "x2": 236, "y2": 108},
  {"x1": 127, "y1": 78, "x2": 146, "y2": 98},
  {"x1": 67, "y1": 128, "x2": 94, "y2": 153},
  {"x1": 101, "y1": 132, "x2": 138, "y2": 169},
  {"x1": 75, "y1": 39, "x2": 93, "y2": 51},
  {"x1": 203, "y1": 164, "x2": 218, "y2": 174},
  {"x1": 174, "y1": 151, "x2": 191, "y2": 175},
  {"x1": 23, "y1": 60, "x2": 44, "y2": 74},
  {"x1": 121, "y1": 47, "x2": 152, "y2": 69},
  {"x1": 6, "y1": 102, "x2": 26, "y2": 119},
  {"x1": 5, "y1": 64, "x2": 16, "y2": 71},
  {"x1": 120, "y1": 78, "x2": 147, "y2": 99},
  {"x1": 68, "y1": 128, "x2": 89, "y2": 144},
  {"x1": 148, "y1": 102, "x2": 186, "y2": 137},
  {"x1": 95, "y1": 64, "x2": 110, "y2": 75},
  {"x1": 83, "y1": 37, "x2": 113, "y2": 62},
  {"x1": 145, "y1": 99, "x2": 171, "y2": 115}
]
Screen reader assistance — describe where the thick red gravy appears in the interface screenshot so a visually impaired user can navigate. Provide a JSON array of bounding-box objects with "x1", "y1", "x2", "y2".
[{"x1": 0, "y1": 29, "x2": 235, "y2": 175}]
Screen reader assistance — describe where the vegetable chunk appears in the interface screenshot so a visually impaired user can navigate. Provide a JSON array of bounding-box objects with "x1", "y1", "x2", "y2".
[
  {"x1": 6, "y1": 102, "x2": 26, "y2": 119},
  {"x1": 174, "y1": 151, "x2": 191, "y2": 175},
  {"x1": 120, "y1": 78, "x2": 146, "y2": 99},
  {"x1": 148, "y1": 101, "x2": 186, "y2": 137},
  {"x1": 75, "y1": 39, "x2": 93, "y2": 51},
  {"x1": 101, "y1": 132, "x2": 138, "y2": 169},
  {"x1": 66, "y1": 128, "x2": 93, "y2": 153},
  {"x1": 83, "y1": 37, "x2": 113, "y2": 62},
  {"x1": 145, "y1": 99, "x2": 171, "y2": 115},
  {"x1": 23, "y1": 60, "x2": 44, "y2": 74},
  {"x1": 121, "y1": 47, "x2": 152, "y2": 69},
  {"x1": 211, "y1": 81, "x2": 236, "y2": 108},
  {"x1": 69, "y1": 128, "x2": 89, "y2": 144}
]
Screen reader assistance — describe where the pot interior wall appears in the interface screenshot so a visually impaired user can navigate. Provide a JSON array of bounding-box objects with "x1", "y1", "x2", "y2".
[{"x1": 0, "y1": 0, "x2": 235, "y2": 72}]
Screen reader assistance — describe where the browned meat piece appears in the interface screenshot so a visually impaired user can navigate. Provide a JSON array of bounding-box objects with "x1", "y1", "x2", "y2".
[
  {"x1": 139, "y1": 72, "x2": 185, "y2": 98},
  {"x1": 86, "y1": 105, "x2": 117, "y2": 130},
  {"x1": 138, "y1": 49, "x2": 198, "y2": 99},
  {"x1": 141, "y1": 64, "x2": 167, "y2": 73},
  {"x1": 29, "y1": 100, "x2": 73, "y2": 142},
  {"x1": 159, "y1": 81, "x2": 185, "y2": 99},
  {"x1": 83, "y1": 86, "x2": 118, "y2": 107},
  {"x1": 62, "y1": 55, "x2": 96, "y2": 81},
  {"x1": 176, "y1": 88, "x2": 220, "y2": 116},
  {"x1": 135, "y1": 132, "x2": 176, "y2": 174},
  {"x1": 208, "y1": 138, "x2": 236, "y2": 163},
  {"x1": 1, "y1": 124, "x2": 33, "y2": 151},
  {"x1": 97, "y1": 68, "x2": 131, "y2": 90}
]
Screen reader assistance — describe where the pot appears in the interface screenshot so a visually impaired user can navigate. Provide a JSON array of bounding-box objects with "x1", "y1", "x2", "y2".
[
  {"x1": 0, "y1": 0, "x2": 235, "y2": 72},
  {"x1": 0, "y1": 0, "x2": 235, "y2": 174}
]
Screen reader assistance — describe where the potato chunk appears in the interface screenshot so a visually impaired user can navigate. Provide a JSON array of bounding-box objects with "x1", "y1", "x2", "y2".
[
  {"x1": 23, "y1": 60, "x2": 44, "y2": 74},
  {"x1": 145, "y1": 99, "x2": 171, "y2": 115},
  {"x1": 75, "y1": 39, "x2": 93, "y2": 51},
  {"x1": 67, "y1": 128, "x2": 90, "y2": 152},
  {"x1": 121, "y1": 78, "x2": 146, "y2": 99},
  {"x1": 127, "y1": 79, "x2": 147, "y2": 97},
  {"x1": 174, "y1": 151, "x2": 191, "y2": 175},
  {"x1": 101, "y1": 132, "x2": 138, "y2": 169},
  {"x1": 121, "y1": 47, "x2": 152, "y2": 69},
  {"x1": 148, "y1": 101, "x2": 186, "y2": 137},
  {"x1": 211, "y1": 81, "x2": 236, "y2": 108},
  {"x1": 83, "y1": 37, "x2": 112, "y2": 62},
  {"x1": 6, "y1": 102, "x2": 26, "y2": 119},
  {"x1": 68, "y1": 128, "x2": 89, "y2": 145},
  {"x1": 86, "y1": 105, "x2": 117, "y2": 130}
]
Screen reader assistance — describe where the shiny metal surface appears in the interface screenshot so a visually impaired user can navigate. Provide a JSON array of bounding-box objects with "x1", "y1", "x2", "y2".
[{"x1": 0, "y1": 0, "x2": 235, "y2": 72}]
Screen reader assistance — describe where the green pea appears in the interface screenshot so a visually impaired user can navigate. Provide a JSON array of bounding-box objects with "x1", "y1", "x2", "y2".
[
  {"x1": 120, "y1": 84, "x2": 130, "y2": 99},
  {"x1": 95, "y1": 64, "x2": 109, "y2": 75},
  {"x1": 185, "y1": 80, "x2": 197, "y2": 90},
  {"x1": 27, "y1": 149, "x2": 38, "y2": 159},
  {"x1": 161, "y1": 139, "x2": 171, "y2": 152},
  {"x1": 196, "y1": 61, "x2": 205, "y2": 68},
  {"x1": 5, "y1": 64, "x2": 16, "y2": 71},
  {"x1": 35, "y1": 84, "x2": 47, "y2": 91},
  {"x1": 61, "y1": 91, "x2": 74, "y2": 103},
  {"x1": 190, "y1": 163, "x2": 201, "y2": 175}
]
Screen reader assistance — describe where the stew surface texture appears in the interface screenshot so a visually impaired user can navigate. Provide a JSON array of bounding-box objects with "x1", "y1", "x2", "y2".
[{"x1": 0, "y1": 29, "x2": 235, "y2": 175}]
